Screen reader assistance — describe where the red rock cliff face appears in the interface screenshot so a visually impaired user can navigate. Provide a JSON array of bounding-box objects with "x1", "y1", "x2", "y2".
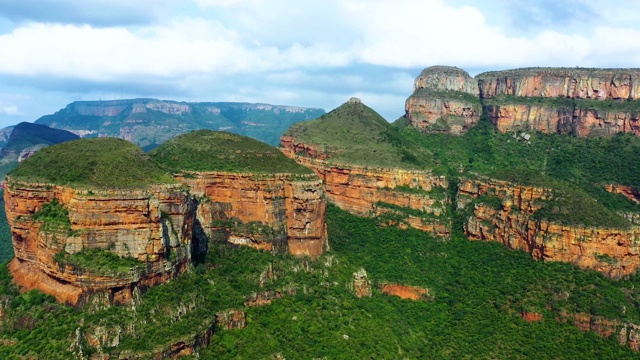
[
  {"x1": 174, "y1": 172, "x2": 327, "y2": 258},
  {"x1": 280, "y1": 142, "x2": 450, "y2": 237},
  {"x1": 477, "y1": 68, "x2": 640, "y2": 100},
  {"x1": 405, "y1": 66, "x2": 481, "y2": 135},
  {"x1": 4, "y1": 180, "x2": 194, "y2": 306},
  {"x1": 458, "y1": 177, "x2": 640, "y2": 278}
]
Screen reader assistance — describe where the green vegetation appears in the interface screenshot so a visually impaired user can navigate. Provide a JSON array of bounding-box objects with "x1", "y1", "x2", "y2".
[
  {"x1": 8, "y1": 137, "x2": 175, "y2": 188},
  {"x1": 31, "y1": 199, "x2": 72, "y2": 233},
  {"x1": 1, "y1": 122, "x2": 79, "y2": 152},
  {"x1": 54, "y1": 249, "x2": 144, "y2": 276},
  {"x1": 1, "y1": 206, "x2": 639, "y2": 358},
  {"x1": 483, "y1": 95, "x2": 640, "y2": 114},
  {"x1": 149, "y1": 130, "x2": 313, "y2": 174},
  {"x1": 283, "y1": 100, "x2": 431, "y2": 169},
  {"x1": 395, "y1": 114, "x2": 640, "y2": 227},
  {"x1": 411, "y1": 88, "x2": 481, "y2": 105},
  {"x1": 0, "y1": 194, "x2": 12, "y2": 263}
]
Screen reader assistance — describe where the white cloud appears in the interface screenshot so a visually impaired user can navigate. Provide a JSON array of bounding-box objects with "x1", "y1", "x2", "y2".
[{"x1": 0, "y1": 105, "x2": 19, "y2": 115}]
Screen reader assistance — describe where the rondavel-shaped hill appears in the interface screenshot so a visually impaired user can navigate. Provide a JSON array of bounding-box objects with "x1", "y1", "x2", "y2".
[
  {"x1": 149, "y1": 130, "x2": 328, "y2": 258},
  {"x1": 4, "y1": 132, "x2": 328, "y2": 307},
  {"x1": 281, "y1": 97, "x2": 451, "y2": 237}
]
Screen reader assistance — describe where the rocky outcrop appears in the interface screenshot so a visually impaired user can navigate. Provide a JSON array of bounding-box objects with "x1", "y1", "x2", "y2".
[
  {"x1": 405, "y1": 66, "x2": 481, "y2": 135},
  {"x1": 279, "y1": 144, "x2": 451, "y2": 237},
  {"x1": 458, "y1": 177, "x2": 640, "y2": 278},
  {"x1": 379, "y1": 283, "x2": 432, "y2": 301},
  {"x1": 4, "y1": 180, "x2": 194, "y2": 306},
  {"x1": 603, "y1": 184, "x2": 640, "y2": 204},
  {"x1": 558, "y1": 312, "x2": 640, "y2": 352},
  {"x1": 352, "y1": 268, "x2": 372, "y2": 298},
  {"x1": 174, "y1": 172, "x2": 328, "y2": 258}
]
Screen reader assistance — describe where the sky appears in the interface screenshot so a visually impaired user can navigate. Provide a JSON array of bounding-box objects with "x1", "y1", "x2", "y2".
[{"x1": 2, "y1": 0, "x2": 640, "y2": 128}]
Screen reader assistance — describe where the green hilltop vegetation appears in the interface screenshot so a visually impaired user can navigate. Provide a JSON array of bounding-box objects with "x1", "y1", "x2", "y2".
[
  {"x1": 394, "y1": 114, "x2": 640, "y2": 228},
  {"x1": 283, "y1": 98, "x2": 431, "y2": 169},
  {"x1": 149, "y1": 130, "x2": 313, "y2": 175},
  {"x1": 8, "y1": 137, "x2": 175, "y2": 188},
  {"x1": 0, "y1": 206, "x2": 639, "y2": 358},
  {"x1": 33, "y1": 99, "x2": 325, "y2": 149}
]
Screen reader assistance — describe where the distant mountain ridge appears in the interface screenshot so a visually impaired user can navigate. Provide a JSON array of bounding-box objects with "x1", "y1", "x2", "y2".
[{"x1": 32, "y1": 98, "x2": 324, "y2": 149}]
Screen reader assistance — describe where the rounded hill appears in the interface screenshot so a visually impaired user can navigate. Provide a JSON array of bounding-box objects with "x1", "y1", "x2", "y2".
[
  {"x1": 8, "y1": 137, "x2": 175, "y2": 188},
  {"x1": 283, "y1": 98, "x2": 431, "y2": 169},
  {"x1": 149, "y1": 130, "x2": 313, "y2": 174}
]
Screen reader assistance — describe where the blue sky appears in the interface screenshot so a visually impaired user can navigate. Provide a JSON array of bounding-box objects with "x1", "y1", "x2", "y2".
[{"x1": 1, "y1": 0, "x2": 640, "y2": 128}]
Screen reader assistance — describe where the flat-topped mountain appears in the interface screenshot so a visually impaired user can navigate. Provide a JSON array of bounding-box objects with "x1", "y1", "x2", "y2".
[
  {"x1": 150, "y1": 130, "x2": 327, "y2": 258},
  {"x1": 405, "y1": 65, "x2": 640, "y2": 136},
  {"x1": 33, "y1": 98, "x2": 325, "y2": 149},
  {"x1": 5, "y1": 138, "x2": 191, "y2": 306}
]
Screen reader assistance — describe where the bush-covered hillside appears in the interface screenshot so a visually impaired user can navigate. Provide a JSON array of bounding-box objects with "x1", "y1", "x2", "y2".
[
  {"x1": 283, "y1": 99, "x2": 431, "y2": 168},
  {"x1": 8, "y1": 137, "x2": 175, "y2": 188},
  {"x1": 149, "y1": 130, "x2": 313, "y2": 174},
  {"x1": 0, "y1": 205, "x2": 638, "y2": 358}
]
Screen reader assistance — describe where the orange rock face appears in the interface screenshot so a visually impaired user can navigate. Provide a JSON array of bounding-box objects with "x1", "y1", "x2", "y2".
[
  {"x1": 379, "y1": 283, "x2": 431, "y2": 301},
  {"x1": 174, "y1": 171, "x2": 327, "y2": 258},
  {"x1": 280, "y1": 140, "x2": 451, "y2": 237},
  {"x1": 459, "y1": 177, "x2": 640, "y2": 279},
  {"x1": 603, "y1": 184, "x2": 640, "y2": 204},
  {"x1": 4, "y1": 180, "x2": 194, "y2": 306},
  {"x1": 477, "y1": 68, "x2": 640, "y2": 100},
  {"x1": 558, "y1": 312, "x2": 640, "y2": 352},
  {"x1": 405, "y1": 96, "x2": 481, "y2": 135}
]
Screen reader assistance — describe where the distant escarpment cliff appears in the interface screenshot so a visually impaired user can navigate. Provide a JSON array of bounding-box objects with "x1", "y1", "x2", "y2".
[
  {"x1": 281, "y1": 98, "x2": 451, "y2": 237},
  {"x1": 33, "y1": 98, "x2": 325, "y2": 149},
  {"x1": 5, "y1": 132, "x2": 328, "y2": 306},
  {"x1": 406, "y1": 66, "x2": 640, "y2": 136}
]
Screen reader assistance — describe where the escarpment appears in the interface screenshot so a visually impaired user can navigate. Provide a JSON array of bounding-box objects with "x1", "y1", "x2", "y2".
[
  {"x1": 149, "y1": 130, "x2": 328, "y2": 258},
  {"x1": 457, "y1": 176, "x2": 640, "y2": 279},
  {"x1": 406, "y1": 66, "x2": 640, "y2": 136},
  {"x1": 281, "y1": 99, "x2": 451, "y2": 237}
]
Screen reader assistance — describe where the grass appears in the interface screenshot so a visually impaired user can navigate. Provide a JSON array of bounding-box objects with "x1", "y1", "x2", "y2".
[
  {"x1": 8, "y1": 137, "x2": 176, "y2": 188},
  {"x1": 482, "y1": 95, "x2": 640, "y2": 114},
  {"x1": 54, "y1": 249, "x2": 145, "y2": 276},
  {"x1": 283, "y1": 100, "x2": 432, "y2": 169},
  {"x1": 149, "y1": 130, "x2": 313, "y2": 175}
]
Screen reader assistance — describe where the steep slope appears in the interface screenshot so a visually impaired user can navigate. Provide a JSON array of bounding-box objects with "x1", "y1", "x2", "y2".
[
  {"x1": 0, "y1": 123, "x2": 79, "y2": 183},
  {"x1": 150, "y1": 130, "x2": 328, "y2": 258},
  {"x1": 281, "y1": 98, "x2": 450, "y2": 237},
  {"x1": 34, "y1": 98, "x2": 325, "y2": 148},
  {"x1": 5, "y1": 138, "x2": 193, "y2": 306}
]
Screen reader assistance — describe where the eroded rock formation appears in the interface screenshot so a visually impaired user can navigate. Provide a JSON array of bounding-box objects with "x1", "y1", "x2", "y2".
[
  {"x1": 406, "y1": 66, "x2": 640, "y2": 136},
  {"x1": 379, "y1": 283, "x2": 431, "y2": 301},
  {"x1": 174, "y1": 172, "x2": 328, "y2": 258},
  {"x1": 458, "y1": 176, "x2": 640, "y2": 278},
  {"x1": 405, "y1": 66, "x2": 481, "y2": 134},
  {"x1": 279, "y1": 143, "x2": 451, "y2": 237},
  {"x1": 4, "y1": 180, "x2": 194, "y2": 306}
]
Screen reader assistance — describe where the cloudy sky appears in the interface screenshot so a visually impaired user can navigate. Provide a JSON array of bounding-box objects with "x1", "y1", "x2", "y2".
[{"x1": 1, "y1": 0, "x2": 640, "y2": 128}]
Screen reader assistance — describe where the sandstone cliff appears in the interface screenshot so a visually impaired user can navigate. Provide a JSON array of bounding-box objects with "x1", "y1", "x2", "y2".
[
  {"x1": 458, "y1": 176, "x2": 640, "y2": 278},
  {"x1": 279, "y1": 144, "x2": 450, "y2": 237},
  {"x1": 405, "y1": 66, "x2": 640, "y2": 136},
  {"x1": 174, "y1": 171, "x2": 328, "y2": 258},
  {"x1": 4, "y1": 180, "x2": 194, "y2": 306},
  {"x1": 405, "y1": 66, "x2": 481, "y2": 134}
]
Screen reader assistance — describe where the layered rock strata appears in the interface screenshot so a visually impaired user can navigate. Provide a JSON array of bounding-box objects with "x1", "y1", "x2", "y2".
[
  {"x1": 458, "y1": 176, "x2": 640, "y2": 278},
  {"x1": 406, "y1": 66, "x2": 640, "y2": 136},
  {"x1": 280, "y1": 143, "x2": 450, "y2": 237},
  {"x1": 174, "y1": 172, "x2": 328, "y2": 258},
  {"x1": 4, "y1": 180, "x2": 194, "y2": 306},
  {"x1": 405, "y1": 66, "x2": 481, "y2": 134}
]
